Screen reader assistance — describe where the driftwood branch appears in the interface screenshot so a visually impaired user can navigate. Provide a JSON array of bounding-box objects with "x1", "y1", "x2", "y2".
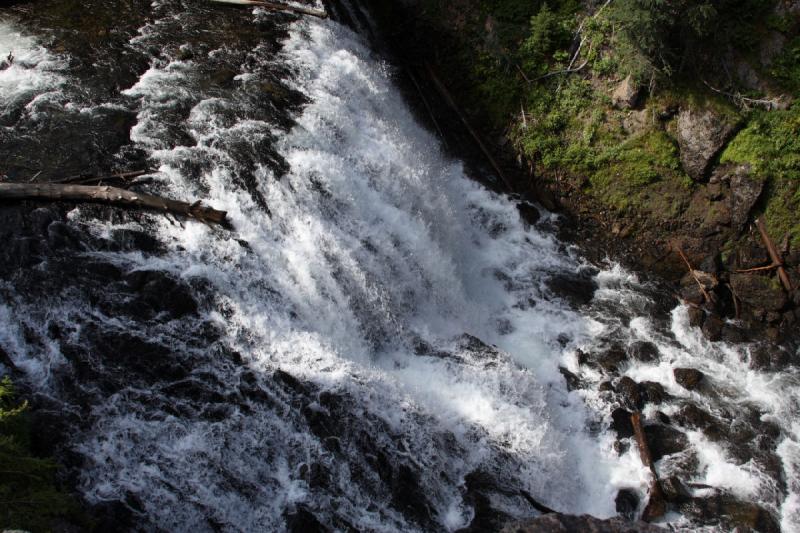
[
  {"x1": 702, "y1": 79, "x2": 786, "y2": 111},
  {"x1": 631, "y1": 412, "x2": 666, "y2": 521},
  {"x1": 0, "y1": 183, "x2": 227, "y2": 225},
  {"x1": 424, "y1": 62, "x2": 514, "y2": 192},
  {"x1": 56, "y1": 169, "x2": 150, "y2": 186},
  {"x1": 755, "y1": 217, "x2": 793, "y2": 291},
  {"x1": 209, "y1": 0, "x2": 327, "y2": 18},
  {"x1": 677, "y1": 248, "x2": 712, "y2": 303}
]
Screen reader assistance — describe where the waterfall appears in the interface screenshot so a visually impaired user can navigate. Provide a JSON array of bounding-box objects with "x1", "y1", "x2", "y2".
[{"x1": 0, "y1": 4, "x2": 798, "y2": 531}]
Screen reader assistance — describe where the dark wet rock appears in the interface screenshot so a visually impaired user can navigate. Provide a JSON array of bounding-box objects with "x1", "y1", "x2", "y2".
[
  {"x1": 680, "y1": 493, "x2": 780, "y2": 533},
  {"x1": 687, "y1": 306, "x2": 705, "y2": 327},
  {"x1": 749, "y1": 345, "x2": 792, "y2": 371},
  {"x1": 680, "y1": 284, "x2": 706, "y2": 306},
  {"x1": 545, "y1": 271, "x2": 597, "y2": 307},
  {"x1": 611, "y1": 407, "x2": 634, "y2": 439},
  {"x1": 615, "y1": 489, "x2": 639, "y2": 520},
  {"x1": 728, "y1": 166, "x2": 764, "y2": 229},
  {"x1": 627, "y1": 341, "x2": 658, "y2": 363},
  {"x1": 674, "y1": 368, "x2": 704, "y2": 390},
  {"x1": 661, "y1": 476, "x2": 692, "y2": 503},
  {"x1": 730, "y1": 273, "x2": 788, "y2": 312},
  {"x1": 674, "y1": 404, "x2": 726, "y2": 441},
  {"x1": 460, "y1": 471, "x2": 517, "y2": 532},
  {"x1": 285, "y1": 507, "x2": 329, "y2": 533},
  {"x1": 88, "y1": 500, "x2": 137, "y2": 533},
  {"x1": 638, "y1": 381, "x2": 668, "y2": 405},
  {"x1": 735, "y1": 242, "x2": 771, "y2": 269},
  {"x1": 615, "y1": 376, "x2": 641, "y2": 410},
  {"x1": 720, "y1": 324, "x2": 746, "y2": 343},
  {"x1": 644, "y1": 424, "x2": 689, "y2": 461},
  {"x1": 516, "y1": 201, "x2": 540, "y2": 225},
  {"x1": 558, "y1": 367, "x2": 582, "y2": 391},
  {"x1": 594, "y1": 345, "x2": 628, "y2": 373},
  {"x1": 500, "y1": 513, "x2": 662, "y2": 533},
  {"x1": 701, "y1": 314, "x2": 723, "y2": 341},
  {"x1": 611, "y1": 75, "x2": 640, "y2": 110},
  {"x1": 676, "y1": 107, "x2": 739, "y2": 181},
  {"x1": 124, "y1": 270, "x2": 198, "y2": 319},
  {"x1": 599, "y1": 380, "x2": 614, "y2": 393},
  {"x1": 109, "y1": 228, "x2": 162, "y2": 253},
  {"x1": 699, "y1": 253, "x2": 721, "y2": 273}
]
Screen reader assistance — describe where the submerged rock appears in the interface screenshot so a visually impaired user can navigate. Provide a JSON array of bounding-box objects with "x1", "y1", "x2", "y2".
[
  {"x1": 627, "y1": 341, "x2": 658, "y2": 362},
  {"x1": 674, "y1": 368, "x2": 704, "y2": 390}
]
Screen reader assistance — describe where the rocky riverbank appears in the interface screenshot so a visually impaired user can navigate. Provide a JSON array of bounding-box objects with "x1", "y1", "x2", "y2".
[{"x1": 364, "y1": 0, "x2": 800, "y2": 347}]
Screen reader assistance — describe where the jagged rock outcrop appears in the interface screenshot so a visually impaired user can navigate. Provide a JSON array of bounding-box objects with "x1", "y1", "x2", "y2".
[{"x1": 676, "y1": 107, "x2": 739, "y2": 181}]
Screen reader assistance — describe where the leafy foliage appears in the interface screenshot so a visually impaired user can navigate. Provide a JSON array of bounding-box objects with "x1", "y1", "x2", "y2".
[
  {"x1": 0, "y1": 376, "x2": 80, "y2": 532},
  {"x1": 721, "y1": 104, "x2": 800, "y2": 244}
]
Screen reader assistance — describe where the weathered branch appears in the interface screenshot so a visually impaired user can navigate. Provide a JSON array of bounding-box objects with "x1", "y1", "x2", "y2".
[
  {"x1": 631, "y1": 412, "x2": 666, "y2": 521},
  {"x1": 0, "y1": 183, "x2": 227, "y2": 225},
  {"x1": 755, "y1": 217, "x2": 793, "y2": 291},
  {"x1": 702, "y1": 79, "x2": 786, "y2": 111},
  {"x1": 57, "y1": 169, "x2": 150, "y2": 186},
  {"x1": 209, "y1": 0, "x2": 327, "y2": 18},
  {"x1": 424, "y1": 62, "x2": 514, "y2": 191},
  {"x1": 677, "y1": 248, "x2": 712, "y2": 303}
]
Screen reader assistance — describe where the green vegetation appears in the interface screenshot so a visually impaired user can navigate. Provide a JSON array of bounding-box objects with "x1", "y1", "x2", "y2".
[
  {"x1": 721, "y1": 104, "x2": 800, "y2": 244},
  {"x1": 0, "y1": 376, "x2": 80, "y2": 532}
]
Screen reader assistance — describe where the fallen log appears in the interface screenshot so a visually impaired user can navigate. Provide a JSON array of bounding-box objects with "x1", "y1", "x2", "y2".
[
  {"x1": 0, "y1": 183, "x2": 227, "y2": 225},
  {"x1": 754, "y1": 217, "x2": 793, "y2": 292},
  {"x1": 209, "y1": 0, "x2": 327, "y2": 18},
  {"x1": 630, "y1": 412, "x2": 666, "y2": 521},
  {"x1": 57, "y1": 169, "x2": 150, "y2": 186},
  {"x1": 424, "y1": 62, "x2": 514, "y2": 192}
]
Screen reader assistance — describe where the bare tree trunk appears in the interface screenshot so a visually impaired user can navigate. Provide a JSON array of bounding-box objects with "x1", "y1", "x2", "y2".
[
  {"x1": 755, "y1": 217, "x2": 793, "y2": 292},
  {"x1": 631, "y1": 412, "x2": 667, "y2": 521},
  {"x1": 424, "y1": 63, "x2": 514, "y2": 192},
  {"x1": 0, "y1": 183, "x2": 228, "y2": 225}
]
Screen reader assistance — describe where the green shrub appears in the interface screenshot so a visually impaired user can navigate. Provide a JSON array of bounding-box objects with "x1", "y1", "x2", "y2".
[{"x1": 0, "y1": 376, "x2": 80, "y2": 532}]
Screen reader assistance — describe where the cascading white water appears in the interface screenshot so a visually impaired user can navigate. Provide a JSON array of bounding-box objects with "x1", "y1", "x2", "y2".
[{"x1": 2, "y1": 7, "x2": 800, "y2": 532}]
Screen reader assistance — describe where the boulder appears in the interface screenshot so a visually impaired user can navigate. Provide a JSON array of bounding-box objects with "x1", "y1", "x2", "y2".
[
  {"x1": 616, "y1": 376, "x2": 641, "y2": 410},
  {"x1": 611, "y1": 407, "x2": 634, "y2": 439},
  {"x1": 627, "y1": 341, "x2": 658, "y2": 362},
  {"x1": 701, "y1": 314, "x2": 723, "y2": 341},
  {"x1": 728, "y1": 166, "x2": 763, "y2": 229},
  {"x1": 749, "y1": 345, "x2": 792, "y2": 371},
  {"x1": 687, "y1": 306, "x2": 705, "y2": 327},
  {"x1": 644, "y1": 424, "x2": 689, "y2": 461},
  {"x1": 674, "y1": 368, "x2": 704, "y2": 390},
  {"x1": 661, "y1": 476, "x2": 692, "y2": 503},
  {"x1": 500, "y1": 513, "x2": 662, "y2": 533},
  {"x1": 612, "y1": 75, "x2": 640, "y2": 109},
  {"x1": 615, "y1": 489, "x2": 639, "y2": 520},
  {"x1": 729, "y1": 273, "x2": 788, "y2": 312},
  {"x1": 680, "y1": 494, "x2": 780, "y2": 533},
  {"x1": 676, "y1": 107, "x2": 739, "y2": 181},
  {"x1": 639, "y1": 381, "x2": 668, "y2": 405}
]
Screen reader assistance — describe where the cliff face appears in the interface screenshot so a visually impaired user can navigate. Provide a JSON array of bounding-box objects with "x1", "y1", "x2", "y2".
[{"x1": 369, "y1": 0, "x2": 800, "y2": 343}]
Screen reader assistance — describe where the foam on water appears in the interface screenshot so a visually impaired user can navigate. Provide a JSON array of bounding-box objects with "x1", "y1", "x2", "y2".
[{"x1": 0, "y1": 21, "x2": 64, "y2": 112}]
